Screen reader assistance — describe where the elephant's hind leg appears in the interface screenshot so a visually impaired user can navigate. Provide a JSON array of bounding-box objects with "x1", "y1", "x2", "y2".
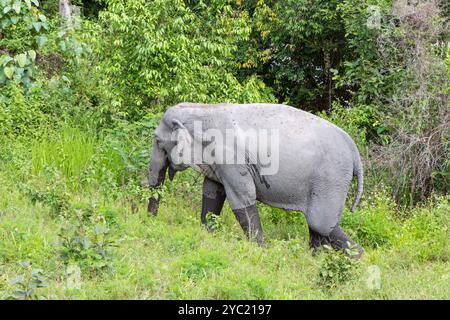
[
  {"x1": 306, "y1": 189, "x2": 363, "y2": 257},
  {"x1": 309, "y1": 227, "x2": 330, "y2": 252},
  {"x1": 308, "y1": 226, "x2": 363, "y2": 258},
  {"x1": 328, "y1": 226, "x2": 364, "y2": 258},
  {"x1": 201, "y1": 177, "x2": 226, "y2": 230}
]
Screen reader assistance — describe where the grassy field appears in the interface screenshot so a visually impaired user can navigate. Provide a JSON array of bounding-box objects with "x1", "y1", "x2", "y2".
[{"x1": 0, "y1": 126, "x2": 448, "y2": 300}]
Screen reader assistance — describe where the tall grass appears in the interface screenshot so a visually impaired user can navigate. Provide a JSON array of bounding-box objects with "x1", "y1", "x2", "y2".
[{"x1": 31, "y1": 125, "x2": 97, "y2": 188}]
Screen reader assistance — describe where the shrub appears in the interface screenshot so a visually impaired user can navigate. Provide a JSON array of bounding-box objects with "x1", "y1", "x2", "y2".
[
  {"x1": 318, "y1": 245, "x2": 361, "y2": 290},
  {"x1": 6, "y1": 261, "x2": 48, "y2": 300},
  {"x1": 21, "y1": 169, "x2": 70, "y2": 217},
  {"x1": 372, "y1": 1, "x2": 449, "y2": 206},
  {"x1": 0, "y1": 0, "x2": 49, "y2": 88},
  {"x1": 341, "y1": 191, "x2": 397, "y2": 249},
  {"x1": 394, "y1": 196, "x2": 449, "y2": 262},
  {"x1": 59, "y1": 213, "x2": 116, "y2": 274},
  {"x1": 0, "y1": 82, "x2": 47, "y2": 137}
]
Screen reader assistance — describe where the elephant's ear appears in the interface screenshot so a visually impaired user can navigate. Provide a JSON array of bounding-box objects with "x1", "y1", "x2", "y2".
[{"x1": 171, "y1": 119, "x2": 192, "y2": 164}]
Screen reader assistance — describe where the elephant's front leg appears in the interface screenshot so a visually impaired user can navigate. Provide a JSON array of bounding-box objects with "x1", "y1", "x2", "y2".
[
  {"x1": 216, "y1": 165, "x2": 265, "y2": 246},
  {"x1": 232, "y1": 205, "x2": 265, "y2": 246},
  {"x1": 201, "y1": 177, "x2": 226, "y2": 230}
]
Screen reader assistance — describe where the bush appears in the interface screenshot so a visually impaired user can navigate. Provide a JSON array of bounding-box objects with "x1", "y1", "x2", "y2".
[
  {"x1": 59, "y1": 205, "x2": 116, "y2": 274},
  {"x1": 317, "y1": 245, "x2": 361, "y2": 290},
  {"x1": 341, "y1": 191, "x2": 397, "y2": 249},
  {"x1": 95, "y1": 0, "x2": 275, "y2": 119},
  {"x1": 0, "y1": 82, "x2": 47, "y2": 137},
  {"x1": 394, "y1": 196, "x2": 449, "y2": 262},
  {"x1": 371, "y1": 1, "x2": 449, "y2": 206}
]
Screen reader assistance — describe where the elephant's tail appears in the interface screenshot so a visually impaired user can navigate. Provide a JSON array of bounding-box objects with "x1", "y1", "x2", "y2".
[{"x1": 350, "y1": 152, "x2": 364, "y2": 213}]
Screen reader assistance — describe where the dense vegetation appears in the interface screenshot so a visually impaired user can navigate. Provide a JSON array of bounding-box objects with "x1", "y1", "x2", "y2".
[{"x1": 0, "y1": 0, "x2": 448, "y2": 299}]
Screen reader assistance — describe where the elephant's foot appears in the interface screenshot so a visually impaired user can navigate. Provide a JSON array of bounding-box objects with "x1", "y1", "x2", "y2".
[
  {"x1": 308, "y1": 226, "x2": 364, "y2": 259},
  {"x1": 147, "y1": 197, "x2": 159, "y2": 216},
  {"x1": 201, "y1": 178, "x2": 226, "y2": 231},
  {"x1": 233, "y1": 205, "x2": 265, "y2": 246},
  {"x1": 309, "y1": 227, "x2": 330, "y2": 254},
  {"x1": 328, "y1": 226, "x2": 364, "y2": 259}
]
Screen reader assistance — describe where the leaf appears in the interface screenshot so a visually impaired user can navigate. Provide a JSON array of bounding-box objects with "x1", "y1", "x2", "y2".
[
  {"x1": 3, "y1": 6, "x2": 11, "y2": 14},
  {"x1": 12, "y1": 290, "x2": 28, "y2": 299},
  {"x1": 27, "y1": 50, "x2": 36, "y2": 61},
  {"x1": 15, "y1": 53, "x2": 27, "y2": 67},
  {"x1": 4, "y1": 66, "x2": 15, "y2": 79},
  {"x1": 31, "y1": 268, "x2": 43, "y2": 276},
  {"x1": 10, "y1": 16, "x2": 19, "y2": 24},
  {"x1": 59, "y1": 41, "x2": 67, "y2": 52},
  {"x1": 9, "y1": 276, "x2": 24, "y2": 285},
  {"x1": 20, "y1": 261, "x2": 31, "y2": 267},
  {"x1": 0, "y1": 55, "x2": 13, "y2": 66},
  {"x1": 12, "y1": 1, "x2": 21, "y2": 14},
  {"x1": 31, "y1": 0, "x2": 39, "y2": 6},
  {"x1": 15, "y1": 67, "x2": 24, "y2": 77},
  {"x1": 36, "y1": 35, "x2": 47, "y2": 48},
  {"x1": 32, "y1": 21, "x2": 41, "y2": 32},
  {"x1": 1, "y1": 18, "x2": 10, "y2": 28}
]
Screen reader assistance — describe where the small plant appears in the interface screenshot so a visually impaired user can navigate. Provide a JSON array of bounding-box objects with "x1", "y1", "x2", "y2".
[
  {"x1": 20, "y1": 170, "x2": 70, "y2": 217},
  {"x1": 204, "y1": 212, "x2": 224, "y2": 232},
  {"x1": 59, "y1": 215, "x2": 115, "y2": 273},
  {"x1": 318, "y1": 245, "x2": 361, "y2": 290},
  {"x1": 8, "y1": 261, "x2": 48, "y2": 300}
]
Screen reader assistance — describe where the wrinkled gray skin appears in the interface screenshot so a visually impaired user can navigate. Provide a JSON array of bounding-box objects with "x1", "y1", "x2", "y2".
[{"x1": 148, "y1": 103, "x2": 364, "y2": 257}]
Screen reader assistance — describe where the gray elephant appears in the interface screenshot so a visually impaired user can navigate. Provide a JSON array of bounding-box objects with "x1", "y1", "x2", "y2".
[{"x1": 147, "y1": 103, "x2": 364, "y2": 256}]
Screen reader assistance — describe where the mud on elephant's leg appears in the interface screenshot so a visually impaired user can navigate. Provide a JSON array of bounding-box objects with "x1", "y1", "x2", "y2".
[
  {"x1": 201, "y1": 177, "x2": 226, "y2": 230},
  {"x1": 328, "y1": 226, "x2": 364, "y2": 258},
  {"x1": 233, "y1": 205, "x2": 265, "y2": 246}
]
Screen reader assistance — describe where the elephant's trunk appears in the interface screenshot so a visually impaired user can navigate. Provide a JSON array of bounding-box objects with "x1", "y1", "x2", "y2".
[{"x1": 148, "y1": 142, "x2": 169, "y2": 216}]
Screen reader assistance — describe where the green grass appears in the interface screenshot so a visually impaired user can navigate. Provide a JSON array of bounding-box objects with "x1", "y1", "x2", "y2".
[
  {"x1": 0, "y1": 127, "x2": 448, "y2": 300},
  {"x1": 31, "y1": 125, "x2": 97, "y2": 189}
]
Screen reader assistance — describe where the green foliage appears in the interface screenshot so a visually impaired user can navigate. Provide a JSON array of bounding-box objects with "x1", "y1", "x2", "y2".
[
  {"x1": 341, "y1": 190, "x2": 396, "y2": 248},
  {"x1": 0, "y1": 81, "x2": 46, "y2": 136},
  {"x1": 253, "y1": 0, "x2": 347, "y2": 110},
  {"x1": 0, "y1": 0, "x2": 448, "y2": 300},
  {"x1": 177, "y1": 250, "x2": 229, "y2": 279},
  {"x1": 204, "y1": 212, "x2": 224, "y2": 232},
  {"x1": 59, "y1": 215, "x2": 115, "y2": 273},
  {"x1": 31, "y1": 125, "x2": 96, "y2": 185},
  {"x1": 319, "y1": 102, "x2": 389, "y2": 149},
  {"x1": 95, "y1": 0, "x2": 274, "y2": 119},
  {"x1": 394, "y1": 196, "x2": 449, "y2": 263},
  {"x1": 318, "y1": 246, "x2": 361, "y2": 290},
  {"x1": 335, "y1": 0, "x2": 403, "y2": 105},
  {"x1": 20, "y1": 169, "x2": 70, "y2": 216},
  {"x1": 0, "y1": 0, "x2": 49, "y2": 87},
  {"x1": 7, "y1": 261, "x2": 48, "y2": 300}
]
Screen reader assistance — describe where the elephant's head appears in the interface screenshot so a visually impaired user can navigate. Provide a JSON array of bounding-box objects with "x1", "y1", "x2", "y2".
[{"x1": 147, "y1": 116, "x2": 194, "y2": 215}]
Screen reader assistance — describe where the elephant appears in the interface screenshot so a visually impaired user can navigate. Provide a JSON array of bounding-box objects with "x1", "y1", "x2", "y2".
[{"x1": 147, "y1": 103, "x2": 364, "y2": 257}]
